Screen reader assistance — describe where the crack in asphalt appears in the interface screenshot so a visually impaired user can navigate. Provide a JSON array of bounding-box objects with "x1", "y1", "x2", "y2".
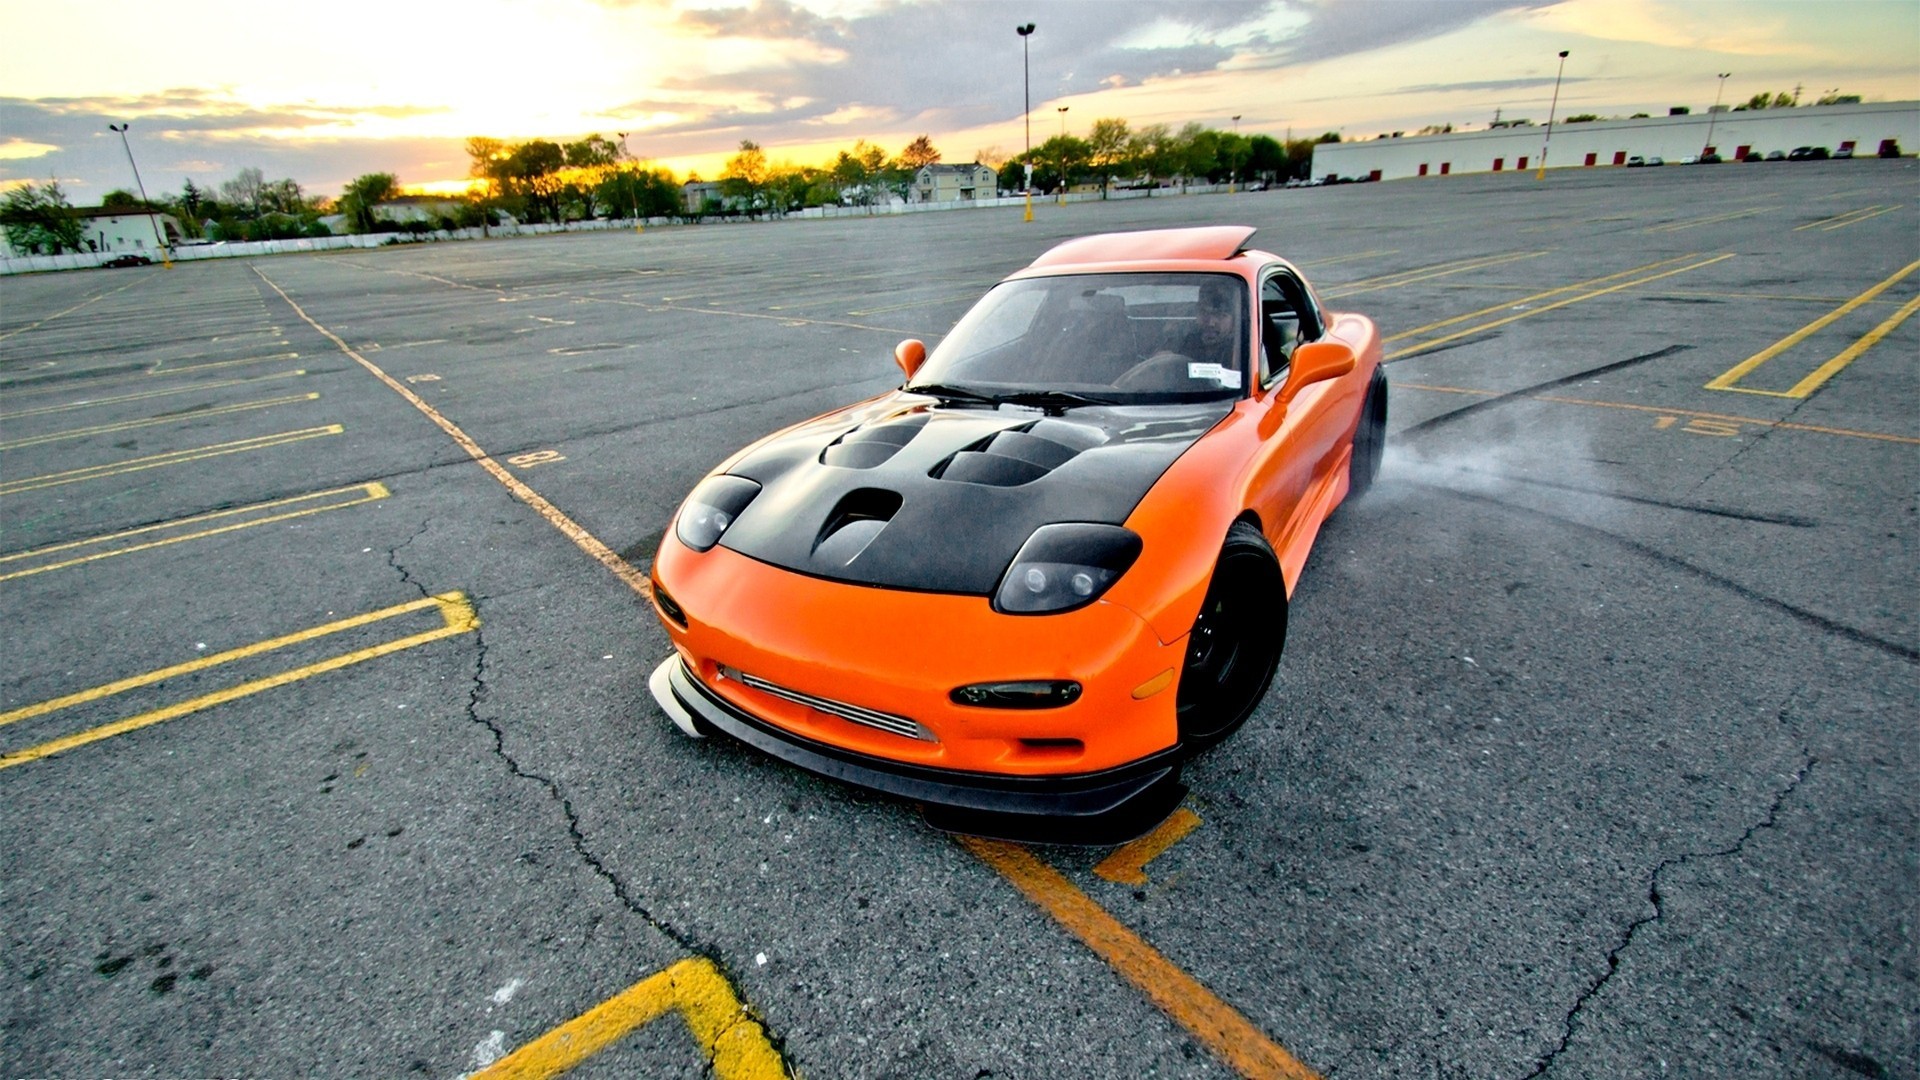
[
  {"x1": 449, "y1": 601, "x2": 788, "y2": 1069},
  {"x1": 1522, "y1": 755, "x2": 1817, "y2": 1079},
  {"x1": 385, "y1": 518, "x2": 434, "y2": 600}
]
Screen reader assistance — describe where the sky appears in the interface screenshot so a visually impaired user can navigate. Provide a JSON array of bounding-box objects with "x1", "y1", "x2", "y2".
[{"x1": 1, "y1": 0, "x2": 1915, "y2": 202}]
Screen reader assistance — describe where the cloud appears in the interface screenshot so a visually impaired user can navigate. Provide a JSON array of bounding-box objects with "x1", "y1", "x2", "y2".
[{"x1": 0, "y1": 138, "x2": 59, "y2": 161}]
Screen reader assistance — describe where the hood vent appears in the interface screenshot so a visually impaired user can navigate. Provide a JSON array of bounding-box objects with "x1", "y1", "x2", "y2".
[
  {"x1": 821, "y1": 414, "x2": 928, "y2": 469},
  {"x1": 929, "y1": 420, "x2": 1108, "y2": 488},
  {"x1": 812, "y1": 487, "x2": 903, "y2": 566}
]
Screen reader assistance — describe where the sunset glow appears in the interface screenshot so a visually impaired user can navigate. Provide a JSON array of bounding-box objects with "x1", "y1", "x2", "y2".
[{"x1": 1, "y1": 0, "x2": 1913, "y2": 200}]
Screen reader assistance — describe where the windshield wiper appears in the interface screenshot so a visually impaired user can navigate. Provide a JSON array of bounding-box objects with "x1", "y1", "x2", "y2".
[
  {"x1": 906, "y1": 382, "x2": 998, "y2": 406},
  {"x1": 992, "y1": 389, "x2": 1116, "y2": 410}
]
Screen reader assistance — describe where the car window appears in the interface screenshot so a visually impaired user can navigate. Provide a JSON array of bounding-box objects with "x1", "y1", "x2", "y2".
[
  {"x1": 912, "y1": 272, "x2": 1248, "y2": 404},
  {"x1": 1258, "y1": 270, "x2": 1321, "y2": 387}
]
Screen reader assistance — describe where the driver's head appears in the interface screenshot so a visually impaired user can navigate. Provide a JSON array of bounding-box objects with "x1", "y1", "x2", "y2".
[{"x1": 1195, "y1": 278, "x2": 1238, "y2": 345}]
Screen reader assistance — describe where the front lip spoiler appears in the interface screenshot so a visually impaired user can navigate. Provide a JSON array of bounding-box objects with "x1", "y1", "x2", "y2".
[{"x1": 651, "y1": 656, "x2": 1186, "y2": 844}]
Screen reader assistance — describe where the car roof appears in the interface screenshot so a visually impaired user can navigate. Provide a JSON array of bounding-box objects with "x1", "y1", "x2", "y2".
[{"x1": 1026, "y1": 226, "x2": 1258, "y2": 269}]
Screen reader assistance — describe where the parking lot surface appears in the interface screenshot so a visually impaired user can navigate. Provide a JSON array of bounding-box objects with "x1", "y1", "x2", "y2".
[{"x1": 2, "y1": 159, "x2": 1915, "y2": 1079}]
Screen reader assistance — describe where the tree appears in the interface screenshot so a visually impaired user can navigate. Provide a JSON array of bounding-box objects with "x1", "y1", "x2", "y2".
[
  {"x1": 1246, "y1": 135, "x2": 1284, "y2": 182},
  {"x1": 101, "y1": 189, "x2": 143, "y2": 209},
  {"x1": 338, "y1": 172, "x2": 399, "y2": 233},
  {"x1": 898, "y1": 135, "x2": 941, "y2": 171},
  {"x1": 1086, "y1": 118, "x2": 1132, "y2": 195},
  {"x1": 220, "y1": 167, "x2": 269, "y2": 216},
  {"x1": 721, "y1": 140, "x2": 770, "y2": 213},
  {"x1": 1815, "y1": 90, "x2": 1861, "y2": 106},
  {"x1": 1, "y1": 179, "x2": 84, "y2": 255},
  {"x1": 1128, "y1": 123, "x2": 1177, "y2": 188},
  {"x1": 1741, "y1": 90, "x2": 1796, "y2": 110}
]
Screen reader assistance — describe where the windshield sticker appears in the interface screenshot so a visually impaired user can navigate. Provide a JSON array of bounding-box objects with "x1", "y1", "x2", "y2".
[{"x1": 1188, "y1": 362, "x2": 1242, "y2": 389}]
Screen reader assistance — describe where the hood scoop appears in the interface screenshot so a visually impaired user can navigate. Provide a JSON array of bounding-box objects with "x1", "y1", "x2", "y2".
[
  {"x1": 930, "y1": 418, "x2": 1109, "y2": 488},
  {"x1": 821, "y1": 414, "x2": 929, "y2": 469},
  {"x1": 812, "y1": 488, "x2": 903, "y2": 567}
]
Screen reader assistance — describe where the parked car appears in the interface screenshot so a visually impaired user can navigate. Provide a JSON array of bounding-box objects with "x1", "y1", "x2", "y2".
[
  {"x1": 1699, "y1": 152, "x2": 1723, "y2": 164},
  {"x1": 1626, "y1": 155, "x2": 1647, "y2": 167},
  {"x1": 1764, "y1": 150, "x2": 1787, "y2": 161},
  {"x1": 1646, "y1": 156, "x2": 1666, "y2": 167},
  {"x1": 1834, "y1": 146, "x2": 1854, "y2": 159},
  {"x1": 1878, "y1": 139, "x2": 1902, "y2": 158},
  {"x1": 647, "y1": 225, "x2": 1388, "y2": 839},
  {"x1": 1788, "y1": 146, "x2": 1830, "y2": 161},
  {"x1": 101, "y1": 254, "x2": 152, "y2": 268}
]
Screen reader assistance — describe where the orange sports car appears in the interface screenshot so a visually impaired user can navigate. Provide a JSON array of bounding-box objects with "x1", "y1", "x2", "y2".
[{"x1": 649, "y1": 225, "x2": 1385, "y2": 840}]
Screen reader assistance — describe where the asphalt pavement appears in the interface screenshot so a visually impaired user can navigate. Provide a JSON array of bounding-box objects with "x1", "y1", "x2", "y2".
[{"x1": 2, "y1": 159, "x2": 1915, "y2": 1079}]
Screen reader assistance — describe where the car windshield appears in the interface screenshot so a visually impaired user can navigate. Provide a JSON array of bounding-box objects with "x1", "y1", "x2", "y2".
[{"x1": 908, "y1": 272, "x2": 1248, "y2": 406}]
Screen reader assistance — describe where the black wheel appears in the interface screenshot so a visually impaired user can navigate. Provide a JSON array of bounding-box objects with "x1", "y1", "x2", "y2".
[
  {"x1": 1175, "y1": 520, "x2": 1286, "y2": 752},
  {"x1": 1348, "y1": 368, "x2": 1388, "y2": 499}
]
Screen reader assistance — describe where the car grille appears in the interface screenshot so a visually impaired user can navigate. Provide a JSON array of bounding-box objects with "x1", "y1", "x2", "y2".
[{"x1": 720, "y1": 666, "x2": 936, "y2": 743}]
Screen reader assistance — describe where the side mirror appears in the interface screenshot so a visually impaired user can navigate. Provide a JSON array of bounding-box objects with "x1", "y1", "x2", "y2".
[
  {"x1": 1277, "y1": 341, "x2": 1355, "y2": 405},
  {"x1": 894, "y1": 339, "x2": 927, "y2": 380}
]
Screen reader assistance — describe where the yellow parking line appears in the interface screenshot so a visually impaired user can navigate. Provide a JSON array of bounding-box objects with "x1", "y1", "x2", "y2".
[
  {"x1": 0, "y1": 370, "x2": 307, "y2": 421},
  {"x1": 1383, "y1": 255, "x2": 1704, "y2": 344},
  {"x1": 0, "y1": 592, "x2": 477, "y2": 770},
  {"x1": 0, "y1": 425, "x2": 343, "y2": 497},
  {"x1": 253, "y1": 269, "x2": 656, "y2": 598},
  {"x1": 963, "y1": 836, "x2": 1321, "y2": 1080},
  {"x1": 0, "y1": 393, "x2": 320, "y2": 451},
  {"x1": 1388, "y1": 254, "x2": 1735, "y2": 361},
  {"x1": 469, "y1": 957, "x2": 784, "y2": 1080},
  {"x1": 1646, "y1": 206, "x2": 1776, "y2": 233},
  {"x1": 1093, "y1": 808, "x2": 1203, "y2": 886},
  {"x1": 1818, "y1": 204, "x2": 1903, "y2": 231},
  {"x1": 1296, "y1": 249, "x2": 1397, "y2": 268},
  {"x1": 147, "y1": 350, "x2": 299, "y2": 376},
  {"x1": 0, "y1": 482, "x2": 388, "y2": 583},
  {"x1": 0, "y1": 275, "x2": 149, "y2": 343},
  {"x1": 1323, "y1": 251, "x2": 1547, "y2": 297},
  {"x1": 1794, "y1": 205, "x2": 1888, "y2": 232},
  {"x1": 1733, "y1": 291, "x2": 1920, "y2": 398},
  {"x1": 1706, "y1": 258, "x2": 1920, "y2": 394}
]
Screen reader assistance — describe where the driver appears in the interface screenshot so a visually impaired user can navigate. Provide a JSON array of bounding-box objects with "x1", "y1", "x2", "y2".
[{"x1": 1167, "y1": 278, "x2": 1241, "y2": 367}]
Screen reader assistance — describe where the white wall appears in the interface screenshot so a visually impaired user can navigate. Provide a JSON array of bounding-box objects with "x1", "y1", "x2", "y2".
[{"x1": 1312, "y1": 101, "x2": 1919, "y2": 180}]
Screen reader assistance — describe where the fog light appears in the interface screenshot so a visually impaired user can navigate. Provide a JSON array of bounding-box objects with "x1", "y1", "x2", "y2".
[{"x1": 950, "y1": 680, "x2": 1082, "y2": 709}]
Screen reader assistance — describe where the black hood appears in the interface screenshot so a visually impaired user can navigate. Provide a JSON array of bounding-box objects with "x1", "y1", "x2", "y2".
[{"x1": 717, "y1": 393, "x2": 1230, "y2": 594}]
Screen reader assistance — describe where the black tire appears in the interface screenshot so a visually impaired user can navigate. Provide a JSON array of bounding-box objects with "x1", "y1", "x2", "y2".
[
  {"x1": 1175, "y1": 520, "x2": 1287, "y2": 752},
  {"x1": 1348, "y1": 368, "x2": 1388, "y2": 500}
]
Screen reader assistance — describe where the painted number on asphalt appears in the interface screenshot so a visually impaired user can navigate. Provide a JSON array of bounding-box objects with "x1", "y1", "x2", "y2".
[
  {"x1": 1653, "y1": 416, "x2": 1742, "y2": 437},
  {"x1": 507, "y1": 450, "x2": 566, "y2": 468}
]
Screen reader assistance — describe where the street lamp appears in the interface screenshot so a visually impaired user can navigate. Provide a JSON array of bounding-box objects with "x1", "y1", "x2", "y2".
[
  {"x1": 1536, "y1": 49, "x2": 1569, "y2": 180},
  {"x1": 1232, "y1": 114, "x2": 1242, "y2": 192},
  {"x1": 618, "y1": 131, "x2": 644, "y2": 233},
  {"x1": 107, "y1": 122, "x2": 170, "y2": 267},
  {"x1": 1017, "y1": 22, "x2": 1036, "y2": 222},
  {"x1": 1703, "y1": 73, "x2": 1731, "y2": 160},
  {"x1": 1057, "y1": 106, "x2": 1069, "y2": 205}
]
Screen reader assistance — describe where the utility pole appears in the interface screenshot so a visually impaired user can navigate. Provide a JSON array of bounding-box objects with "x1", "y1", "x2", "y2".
[
  {"x1": 108, "y1": 122, "x2": 170, "y2": 267},
  {"x1": 1018, "y1": 22, "x2": 1036, "y2": 222}
]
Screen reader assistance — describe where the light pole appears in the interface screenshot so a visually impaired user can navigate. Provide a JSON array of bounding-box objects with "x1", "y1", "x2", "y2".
[
  {"x1": 107, "y1": 122, "x2": 170, "y2": 267},
  {"x1": 1536, "y1": 49, "x2": 1569, "y2": 180},
  {"x1": 618, "y1": 131, "x2": 644, "y2": 233},
  {"x1": 1232, "y1": 114, "x2": 1242, "y2": 192},
  {"x1": 1017, "y1": 22, "x2": 1036, "y2": 222},
  {"x1": 1703, "y1": 73, "x2": 1731, "y2": 159},
  {"x1": 1056, "y1": 106, "x2": 1069, "y2": 205}
]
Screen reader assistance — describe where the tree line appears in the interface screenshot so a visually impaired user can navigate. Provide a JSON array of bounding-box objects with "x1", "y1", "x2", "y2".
[{"x1": 3, "y1": 118, "x2": 1340, "y2": 256}]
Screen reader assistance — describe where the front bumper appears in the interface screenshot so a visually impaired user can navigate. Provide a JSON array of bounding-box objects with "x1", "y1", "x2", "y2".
[{"x1": 651, "y1": 655, "x2": 1185, "y2": 842}]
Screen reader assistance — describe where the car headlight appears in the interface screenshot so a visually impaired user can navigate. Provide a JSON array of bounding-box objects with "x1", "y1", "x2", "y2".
[
  {"x1": 675, "y1": 475, "x2": 761, "y2": 552},
  {"x1": 993, "y1": 523, "x2": 1142, "y2": 614}
]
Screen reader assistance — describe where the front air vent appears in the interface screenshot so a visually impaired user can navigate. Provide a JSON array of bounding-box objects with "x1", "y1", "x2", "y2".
[{"x1": 721, "y1": 666, "x2": 936, "y2": 742}]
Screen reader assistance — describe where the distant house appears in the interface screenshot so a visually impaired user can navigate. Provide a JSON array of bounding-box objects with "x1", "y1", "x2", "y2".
[
  {"x1": 914, "y1": 163, "x2": 996, "y2": 203},
  {"x1": 374, "y1": 194, "x2": 466, "y2": 225},
  {"x1": 683, "y1": 180, "x2": 726, "y2": 214},
  {"x1": 75, "y1": 206, "x2": 181, "y2": 255}
]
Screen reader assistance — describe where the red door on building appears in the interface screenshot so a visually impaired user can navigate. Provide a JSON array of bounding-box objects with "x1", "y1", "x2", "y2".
[
  {"x1": 1614, "y1": 151, "x2": 1627, "y2": 165},
  {"x1": 1585, "y1": 152, "x2": 1597, "y2": 166},
  {"x1": 1493, "y1": 158, "x2": 1504, "y2": 171},
  {"x1": 1440, "y1": 162, "x2": 1450, "y2": 175},
  {"x1": 1517, "y1": 156, "x2": 1529, "y2": 170},
  {"x1": 1418, "y1": 163, "x2": 1429, "y2": 176}
]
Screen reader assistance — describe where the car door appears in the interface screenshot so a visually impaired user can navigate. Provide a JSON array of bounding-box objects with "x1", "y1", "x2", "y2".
[{"x1": 1236, "y1": 263, "x2": 1359, "y2": 557}]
